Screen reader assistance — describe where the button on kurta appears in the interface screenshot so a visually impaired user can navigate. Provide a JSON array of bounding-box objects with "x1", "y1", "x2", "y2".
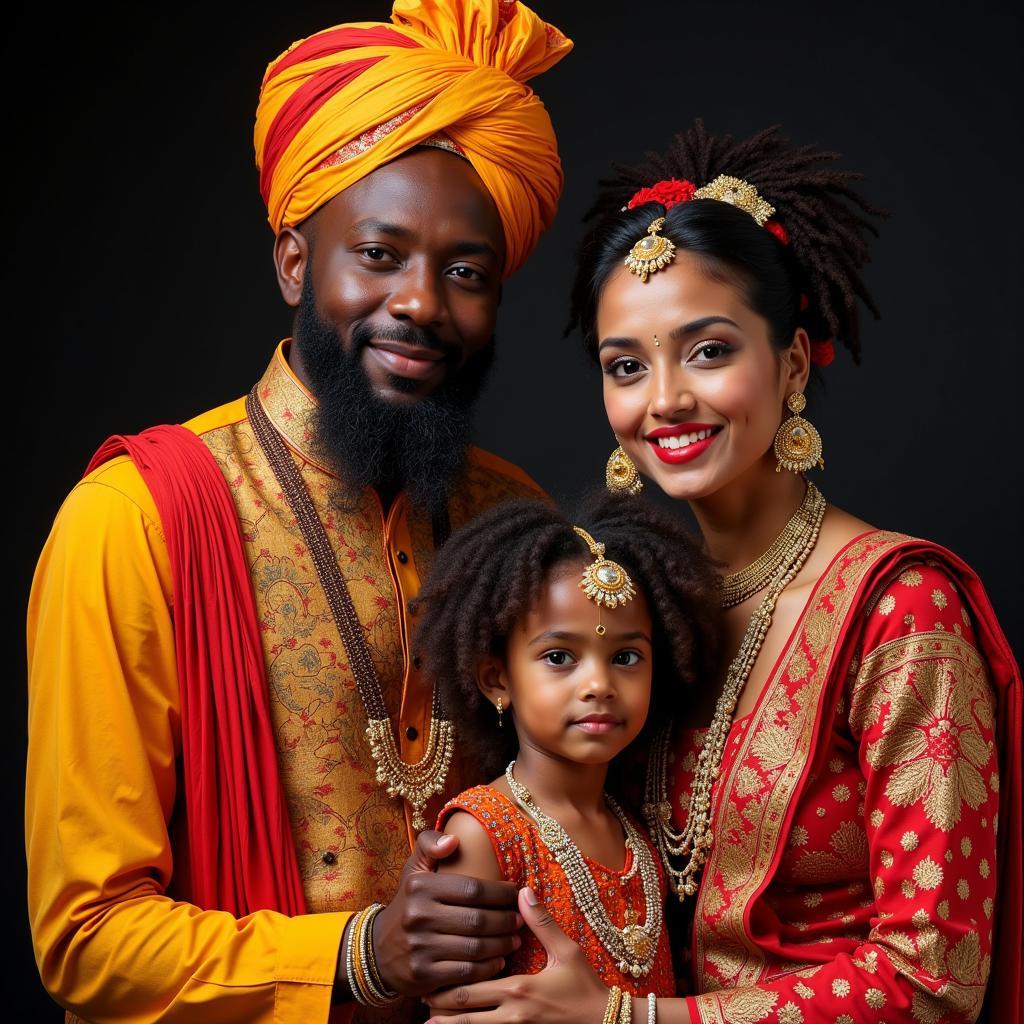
[
  {"x1": 396, "y1": 550, "x2": 409, "y2": 564},
  {"x1": 405, "y1": 726, "x2": 418, "y2": 741},
  {"x1": 321, "y1": 851, "x2": 337, "y2": 866}
]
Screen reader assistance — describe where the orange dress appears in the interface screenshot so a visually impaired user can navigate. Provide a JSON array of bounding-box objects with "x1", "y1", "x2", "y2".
[{"x1": 438, "y1": 786, "x2": 676, "y2": 997}]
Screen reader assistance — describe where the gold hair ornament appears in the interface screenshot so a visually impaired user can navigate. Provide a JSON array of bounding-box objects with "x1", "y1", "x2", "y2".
[
  {"x1": 692, "y1": 175, "x2": 776, "y2": 227},
  {"x1": 572, "y1": 526, "x2": 635, "y2": 636},
  {"x1": 624, "y1": 217, "x2": 676, "y2": 282}
]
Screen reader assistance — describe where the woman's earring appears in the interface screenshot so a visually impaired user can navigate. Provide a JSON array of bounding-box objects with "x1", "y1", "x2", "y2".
[
  {"x1": 496, "y1": 697, "x2": 504, "y2": 729},
  {"x1": 774, "y1": 392, "x2": 824, "y2": 473},
  {"x1": 606, "y1": 445, "x2": 643, "y2": 495}
]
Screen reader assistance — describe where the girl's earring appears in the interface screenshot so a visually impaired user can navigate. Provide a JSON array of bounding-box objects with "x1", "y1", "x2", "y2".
[
  {"x1": 496, "y1": 697, "x2": 504, "y2": 729},
  {"x1": 606, "y1": 444, "x2": 643, "y2": 495},
  {"x1": 774, "y1": 392, "x2": 824, "y2": 473}
]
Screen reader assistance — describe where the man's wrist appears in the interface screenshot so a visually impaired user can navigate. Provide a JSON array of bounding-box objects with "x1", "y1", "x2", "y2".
[{"x1": 335, "y1": 903, "x2": 400, "y2": 1006}]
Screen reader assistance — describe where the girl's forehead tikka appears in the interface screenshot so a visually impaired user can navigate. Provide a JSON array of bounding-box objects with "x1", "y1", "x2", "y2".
[{"x1": 572, "y1": 526, "x2": 636, "y2": 636}]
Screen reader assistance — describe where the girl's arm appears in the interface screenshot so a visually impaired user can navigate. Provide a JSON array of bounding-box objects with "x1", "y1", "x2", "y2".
[{"x1": 437, "y1": 810, "x2": 506, "y2": 881}]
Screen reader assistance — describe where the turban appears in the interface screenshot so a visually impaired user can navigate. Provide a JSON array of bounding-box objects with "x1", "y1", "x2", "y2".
[{"x1": 254, "y1": 0, "x2": 572, "y2": 276}]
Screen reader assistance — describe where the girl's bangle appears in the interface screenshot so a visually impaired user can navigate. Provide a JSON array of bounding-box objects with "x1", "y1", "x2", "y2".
[{"x1": 647, "y1": 992, "x2": 657, "y2": 1024}]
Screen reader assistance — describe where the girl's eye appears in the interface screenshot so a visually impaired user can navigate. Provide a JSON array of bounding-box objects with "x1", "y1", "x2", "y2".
[
  {"x1": 612, "y1": 650, "x2": 642, "y2": 667},
  {"x1": 542, "y1": 650, "x2": 576, "y2": 667},
  {"x1": 691, "y1": 340, "x2": 733, "y2": 361},
  {"x1": 605, "y1": 357, "x2": 646, "y2": 378}
]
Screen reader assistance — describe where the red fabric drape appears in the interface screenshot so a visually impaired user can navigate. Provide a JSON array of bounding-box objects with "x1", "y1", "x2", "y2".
[{"x1": 88, "y1": 425, "x2": 306, "y2": 917}]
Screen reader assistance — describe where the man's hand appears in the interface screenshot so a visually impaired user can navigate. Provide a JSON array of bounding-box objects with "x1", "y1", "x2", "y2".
[{"x1": 372, "y1": 830, "x2": 523, "y2": 996}]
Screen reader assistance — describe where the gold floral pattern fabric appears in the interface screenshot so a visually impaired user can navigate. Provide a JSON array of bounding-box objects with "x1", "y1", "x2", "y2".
[
  {"x1": 198, "y1": 344, "x2": 543, "y2": 916},
  {"x1": 671, "y1": 540, "x2": 1001, "y2": 1024}
]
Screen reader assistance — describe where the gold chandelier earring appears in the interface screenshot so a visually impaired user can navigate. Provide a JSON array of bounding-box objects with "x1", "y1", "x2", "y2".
[
  {"x1": 774, "y1": 392, "x2": 824, "y2": 474},
  {"x1": 606, "y1": 444, "x2": 643, "y2": 495},
  {"x1": 496, "y1": 697, "x2": 504, "y2": 729}
]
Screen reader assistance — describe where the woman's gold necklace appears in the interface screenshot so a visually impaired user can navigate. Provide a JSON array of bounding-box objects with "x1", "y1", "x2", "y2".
[
  {"x1": 505, "y1": 761, "x2": 663, "y2": 978},
  {"x1": 720, "y1": 481, "x2": 823, "y2": 607},
  {"x1": 643, "y1": 482, "x2": 826, "y2": 900}
]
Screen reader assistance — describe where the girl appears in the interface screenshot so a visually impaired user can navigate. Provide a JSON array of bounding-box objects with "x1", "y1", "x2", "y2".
[
  {"x1": 412, "y1": 493, "x2": 721, "y2": 1002},
  {"x1": 427, "y1": 124, "x2": 1022, "y2": 1024}
]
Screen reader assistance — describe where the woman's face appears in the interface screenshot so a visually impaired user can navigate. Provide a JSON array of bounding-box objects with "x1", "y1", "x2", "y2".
[{"x1": 596, "y1": 250, "x2": 803, "y2": 502}]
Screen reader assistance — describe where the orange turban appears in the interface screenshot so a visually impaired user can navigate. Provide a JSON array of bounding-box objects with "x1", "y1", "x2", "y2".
[{"x1": 254, "y1": 0, "x2": 572, "y2": 276}]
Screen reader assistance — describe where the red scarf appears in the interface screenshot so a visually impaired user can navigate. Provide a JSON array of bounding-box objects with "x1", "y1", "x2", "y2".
[{"x1": 88, "y1": 425, "x2": 306, "y2": 917}]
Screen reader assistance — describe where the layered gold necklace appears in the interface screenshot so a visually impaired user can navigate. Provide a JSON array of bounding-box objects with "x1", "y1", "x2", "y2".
[
  {"x1": 720, "y1": 482, "x2": 823, "y2": 607},
  {"x1": 248, "y1": 390, "x2": 454, "y2": 831},
  {"x1": 505, "y1": 761, "x2": 663, "y2": 978},
  {"x1": 643, "y1": 482, "x2": 826, "y2": 900}
]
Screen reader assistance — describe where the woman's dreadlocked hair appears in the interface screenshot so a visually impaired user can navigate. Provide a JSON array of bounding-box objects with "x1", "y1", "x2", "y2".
[
  {"x1": 412, "y1": 492, "x2": 721, "y2": 781},
  {"x1": 569, "y1": 121, "x2": 884, "y2": 364}
]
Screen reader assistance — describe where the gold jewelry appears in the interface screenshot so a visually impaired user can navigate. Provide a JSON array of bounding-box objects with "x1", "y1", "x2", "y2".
[
  {"x1": 606, "y1": 446, "x2": 643, "y2": 496},
  {"x1": 618, "y1": 991, "x2": 633, "y2": 1024},
  {"x1": 506, "y1": 762, "x2": 663, "y2": 978},
  {"x1": 625, "y1": 217, "x2": 676, "y2": 282},
  {"x1": 603, "y1": 987, "x2": 624, "y2": 1024},
  {"x1": 573, "y1": 526, "x2": 636, "y2": 635},
  {"x1": 653, "y1": 334, "x2": 661, "y2": 348},
  {"x1": 496, "y1": 697, "x2": 504, "y2": 728},
  {"x1": 774, "y1": 391, "x2": 824, "y2": 474},
  {"x1": 643, "y1": 486, "x2": 826, "y2": 900},
  {"x1": 692, "y1": 174, "x2": 776, "y2": 226},
  {"x1": 647, "y1": 993, "x2": 657, "y2": 1024},
  {"x1": 249, "y1": 390, "x2": 453, "y2": 832},
  {"x1": 720, "y1": 482, "x2": 823, "y2": 607},
  {"x1": 347, "y1": 903, "x2": 399, "y2": 1006}
]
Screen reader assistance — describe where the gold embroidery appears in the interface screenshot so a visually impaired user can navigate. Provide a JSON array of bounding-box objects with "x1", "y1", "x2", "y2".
[
  {"x1": 831, "y1": 978, "x2": 850, "y2": 997},
  {"x1": 937, "y1": 899, "x2": 950, "y2": 919},
  {"x1": 978, "y1": 857, "x2": 990, "y2": 878},
  {"x1": 836, "y1": 1015, "x2": 854, "y2": 1024},
  {"x1": 864, "y1": 988, "x2": 885, "y2": 1008},
  {"x1": 803, "y1": 892, "x2": 822, "y2": 908},
  {"x1": 900, "y1": 830, "x2": 919, "y2": 851},
  {"x1": 776, "y1": 1002, "x2": 803, "y2": 1024},
  {"x1": 912, "y1": 856, "x2": 943, "y2": 890},
  {"x1": 832, "y1": 784, "x2": 851, "y2": 802},
  {"x1": 878, "y1": 594, "x2": 896, "y2": 615},
  {"x1": 901, "y1": 880, "x2": 917, "y2": 898},
  {"x1": 956, "y1": 879, "x2": 970, "y2": 899},
  {"x1": 789, "y1": 826, "x2": 809, "y2": 847},
  {"x1": 852, "y1": 634, "x2": 994, "y2": 832},
  {"x1": 829, "y1": 757, "x2": 843, "y2": 773},
  {"x1": 899, "y1": 569, "x2": 924, "y2": 586},
  {"x1": 982, "y1": 897, "x2": 992, "y2": 919},
  {"x1": 930, "y1": 588, "x2": 948, "y2": 610},
  {"x1": 959, "y1": 837, "x2": 972, "y2": 856},
  {"x1": 792, "y1": 982, "x2": 815, "y2": 999},
  {"x1": 880, "y1": 850, "x2": 895, "y2": 869},
  {"x1": 887, "y1": 931, "x2": 918, "y2": 958},
  {"x1": 870, "y1": 809, "x2": 885, "y2": 827},
  {"x1": 695, "y1": 987, "x2": 778, "y2": 1024}
]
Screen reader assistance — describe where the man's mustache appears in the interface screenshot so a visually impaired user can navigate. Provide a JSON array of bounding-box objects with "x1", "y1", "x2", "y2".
[{"x1": 349, "y1": 320, "x2": 454, "y2": 359}]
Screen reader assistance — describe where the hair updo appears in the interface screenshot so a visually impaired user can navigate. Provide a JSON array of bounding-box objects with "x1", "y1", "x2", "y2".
[{"x1": 568, "y1": 121, "x2": 885, "y2": 365}]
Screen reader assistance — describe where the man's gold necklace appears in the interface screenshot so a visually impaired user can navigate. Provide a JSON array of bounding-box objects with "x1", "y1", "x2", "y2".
[
  {"x1": 248, "y1": 389, "x2": 453, "y2": 830},
  {"x1": 643, "y1": 482, "x2": 826, "y2": 900},
  {"x1": 505, "y1": 761, "x2": 663, "y2": 978}
]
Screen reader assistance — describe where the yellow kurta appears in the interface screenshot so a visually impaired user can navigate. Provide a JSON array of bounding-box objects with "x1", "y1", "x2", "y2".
[{"x1": 26, "y1": 342, "x2": 542, "y2": 1023}]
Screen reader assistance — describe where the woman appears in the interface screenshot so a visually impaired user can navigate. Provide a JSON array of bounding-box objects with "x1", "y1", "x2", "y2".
[{"x1": 426, "y1": 123, "x2": 1022, "y2": 1024}]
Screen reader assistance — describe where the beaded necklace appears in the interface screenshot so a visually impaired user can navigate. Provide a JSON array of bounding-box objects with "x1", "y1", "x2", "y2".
[
  {"x1": 643, "y1": 483, "x2": 827, "y2": 900},
  {"x1": 505, "y1": 761, "x2": 663, "y2": 979}
]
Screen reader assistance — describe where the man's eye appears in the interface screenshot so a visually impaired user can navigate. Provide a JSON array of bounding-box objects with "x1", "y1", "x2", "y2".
[
  {"x1": 449, "y1": 266, "x2": 484, "y2": 281},
  {"x1": 360, "y1": 247, "x2": 391, "y2": 261}
]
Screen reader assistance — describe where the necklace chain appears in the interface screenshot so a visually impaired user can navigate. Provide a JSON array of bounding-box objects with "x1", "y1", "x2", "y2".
[
  {"x1": 247, "y1": 389, "x2": 454, "y2": 830},
  {"x1": 720, "y1": 482, "x2": 822, "y2": 607},
  {"x1": 643, "y1": 482, "x2": 826, "y2": 901},
  {"x1": 505, "y1": 762, "x2": 663, "y2": 978}
]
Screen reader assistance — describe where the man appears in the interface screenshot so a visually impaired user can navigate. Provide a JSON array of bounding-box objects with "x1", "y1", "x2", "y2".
[{"x1": 26, "y1": 2, "x2": 571, "y2": 1021}]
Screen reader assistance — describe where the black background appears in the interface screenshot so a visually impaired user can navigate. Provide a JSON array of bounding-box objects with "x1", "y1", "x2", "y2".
[{"x1": 16, "y1": 2, "x2": 1023, "y2": 1015}]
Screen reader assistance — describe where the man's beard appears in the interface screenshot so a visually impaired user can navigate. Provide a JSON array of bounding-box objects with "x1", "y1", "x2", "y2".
[{"x1": 294, "y1": 269, "x2": 495, "y2": 514}]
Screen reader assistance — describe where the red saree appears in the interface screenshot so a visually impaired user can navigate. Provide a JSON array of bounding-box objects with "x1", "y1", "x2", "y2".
[
  {"x1": 669, "y1": 532, "x2": 1021, "y2": 1024},
  {"x1": 87, "y1": 425, "x2": 306, "y2": 917}
]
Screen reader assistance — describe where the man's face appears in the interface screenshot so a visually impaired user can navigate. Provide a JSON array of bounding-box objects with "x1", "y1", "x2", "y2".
[{"x1": 288, "y1": 147, "x2": 505, "y2": 404}]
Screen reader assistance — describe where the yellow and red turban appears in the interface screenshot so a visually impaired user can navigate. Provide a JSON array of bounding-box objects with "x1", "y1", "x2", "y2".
[{"x1": 254, "y1": 0, "x2": 572, "y2": 276}]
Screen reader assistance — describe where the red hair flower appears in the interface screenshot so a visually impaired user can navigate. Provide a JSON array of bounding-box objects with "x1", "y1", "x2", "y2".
[
  {"x1": 626, "y1": 178, "x2": 696, "y2": 210},
  {"x1": 764, "y1": 218, "x2": 789, "y2": 245},
  {"x1": 810, "y1": 339, "x2": 835, "y2": 367}
]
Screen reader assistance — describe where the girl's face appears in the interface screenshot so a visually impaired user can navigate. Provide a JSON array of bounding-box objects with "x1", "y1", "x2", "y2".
[
  {"x1": 479, "y1": 563, "x2": 654, "y2": 767},
  {"x1": 596, "y1": 251, "x2": 807, "y2": 502}
]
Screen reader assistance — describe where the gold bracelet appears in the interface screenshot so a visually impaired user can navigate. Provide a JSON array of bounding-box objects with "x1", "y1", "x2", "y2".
[
  {"x1": 344, "y1": 907, "x2": 368, "y2": 1004},
  {"x1": 618, "y1": 990, "x2": 633, "y2": 1024},
  {"x1": 602, "y1": 986, "x2": 623, "y2": 1024},
  {"x1": 360, "y1": 903, "x2": 399, "y2": 1005},
  {"x1": 647, "y1": 992, "x2": 657, "y2": 1024}
]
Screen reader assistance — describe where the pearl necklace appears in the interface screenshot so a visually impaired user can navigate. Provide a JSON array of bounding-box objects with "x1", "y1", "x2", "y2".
[
  {"x1": 505, "y1": 762, "x2": 663, "y2": 978},
  {"x1": 643, "y1": 485, "x2": 827, "y2": 900}
]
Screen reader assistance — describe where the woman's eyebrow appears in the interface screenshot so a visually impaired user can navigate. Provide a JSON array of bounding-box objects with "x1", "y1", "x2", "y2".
[{"x1": 598, "y1": 316, "x2": 740, "y2": 352}]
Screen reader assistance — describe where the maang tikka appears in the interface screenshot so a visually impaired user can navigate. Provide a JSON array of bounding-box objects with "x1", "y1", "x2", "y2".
[{"x1": 572, "y1": 527, "x2": 636, "y2": 636}]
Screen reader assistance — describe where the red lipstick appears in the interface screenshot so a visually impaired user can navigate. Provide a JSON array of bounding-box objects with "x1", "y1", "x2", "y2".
[{"x1": 645, "y1": 423, "x2": 722, "y2": 464}]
